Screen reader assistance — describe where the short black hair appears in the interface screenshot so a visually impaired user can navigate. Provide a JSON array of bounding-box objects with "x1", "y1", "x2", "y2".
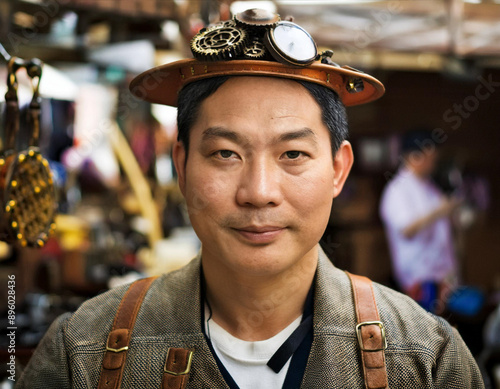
[
  {"x1": 401, "y1": 128, "x2": 436, "y2": 155},
  {"x1": 176, "y1": 76, "x2": 348, "y2": 157},
  {"x1": 177, "y1": 76, "x2": 230, "y2": 157}
]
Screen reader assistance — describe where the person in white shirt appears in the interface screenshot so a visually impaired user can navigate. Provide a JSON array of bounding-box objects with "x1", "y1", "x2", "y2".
[{"x1": 380, "y1": 130, "x2": 461, "y2": 312}]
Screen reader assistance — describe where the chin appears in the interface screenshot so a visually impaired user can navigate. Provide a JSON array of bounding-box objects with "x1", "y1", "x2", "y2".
[{"x1": 231, "y1": 243, "x2": 317, "y2": 275}]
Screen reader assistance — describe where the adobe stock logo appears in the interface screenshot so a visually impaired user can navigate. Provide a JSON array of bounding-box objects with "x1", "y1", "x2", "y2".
[
  {"x1": 384, "y1": 72, "x2": 500, "y2": 182},
  {"x1": 443, "y1": 74, "x2": 500, "y2": 130},
  {"x1": 339, "y1": 1, "x2": 403, "y2": 60}
]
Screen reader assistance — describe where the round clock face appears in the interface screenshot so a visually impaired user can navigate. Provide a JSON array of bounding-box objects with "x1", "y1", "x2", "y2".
[{"x1": 266, "y1": 21, "x2": 317, "y2": 66}]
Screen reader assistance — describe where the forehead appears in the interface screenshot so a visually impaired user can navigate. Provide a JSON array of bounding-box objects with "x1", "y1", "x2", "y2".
[
  {"x1": 203, "y1": 76, "x2": 315, "y2": 105},
  {"x1": 194, "y1": 76, "x2": 324, "y2": 132}
]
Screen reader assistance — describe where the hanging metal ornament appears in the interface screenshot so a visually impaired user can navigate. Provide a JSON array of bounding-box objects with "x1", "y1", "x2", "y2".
[{"x1": 0, "y1": 57, "x2": 57, "y2": 247}]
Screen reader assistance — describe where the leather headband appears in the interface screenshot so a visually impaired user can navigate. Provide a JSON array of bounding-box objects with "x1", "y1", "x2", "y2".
[{"x1": 129, "y1": 58, "x2": 384, "y2": 107}]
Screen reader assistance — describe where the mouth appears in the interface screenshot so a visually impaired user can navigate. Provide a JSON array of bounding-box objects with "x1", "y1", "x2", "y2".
[{"x1": 232, "y1": 225, "x2": 286, "y2": 244}]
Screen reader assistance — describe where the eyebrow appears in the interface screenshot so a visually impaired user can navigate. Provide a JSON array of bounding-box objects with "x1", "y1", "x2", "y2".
[
  {"x1": 201, "y1": 127, "x2": 250, "y2": 145},
  {"x1": 275, "y1": 128, "x2": 318, "y2": 144},
  {"x1": 201, "y1": 126, "x2": 319, "y2": 147}
]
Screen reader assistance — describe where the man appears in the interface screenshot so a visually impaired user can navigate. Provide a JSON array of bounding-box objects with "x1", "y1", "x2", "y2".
[
  {"x1": 380, "y1": 130, "x2": 460, "y2": 312},
  {"x1": 18, "y1": 9, "x2": 483, "y2": 388}
]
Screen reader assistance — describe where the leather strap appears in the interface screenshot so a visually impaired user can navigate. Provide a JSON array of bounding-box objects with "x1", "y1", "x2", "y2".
[
  {"x1": 98, "y1": 277, "x2": 157, "y2": 389},
  {"x1": 346, "y1": 272, "x2": 389, "y2": 389},
  {"x1": 162, "y1": 347, "x2": 193, "y2": 389},
  {"x1": 129, "y1": 58, "x2": 385, "y2": 109}
]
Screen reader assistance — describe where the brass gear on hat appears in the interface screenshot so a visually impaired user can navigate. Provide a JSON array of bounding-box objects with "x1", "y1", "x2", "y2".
[
  {"x1": 243, "y1": 40, "x2": 267, "y2": 59},
  {"x1": 191, "y1": 23, "x2": 248, "y2": 61},
  {"x1": 234, "y1": 8, "x2": 280, "y2": 30},
  {"x1": 221, "y1": 19, "x2": 237, "y2": 28}
]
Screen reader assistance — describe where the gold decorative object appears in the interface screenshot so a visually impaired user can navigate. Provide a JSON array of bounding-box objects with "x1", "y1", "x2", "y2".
[{"x1": 0, "y1": 56, "x2": 57, "y2": 247}]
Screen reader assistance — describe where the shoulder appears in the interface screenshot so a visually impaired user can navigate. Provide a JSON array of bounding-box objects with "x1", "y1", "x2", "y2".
[
  {"x1": 371, "y1": 282, "x2": 484, "y2": 387},
  {"x1": 380, "y1": 172, "x2": 408, "y2": 211},
  {"x1": 314, "y1": 257, "x2": 481, "y2": 386},
  {"x1": 62, "y1": 256, "x2": 202, "y2": 350},
  {"x1": 372, "y1": 282, "x2": 460, "y2": 352}
]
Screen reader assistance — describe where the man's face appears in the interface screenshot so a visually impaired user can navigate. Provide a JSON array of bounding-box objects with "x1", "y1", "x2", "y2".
[
  {"x1": 408, "y1": 148, "x2": 439, "y2": 178},
  {"x1": 173, "y1": 77, "x2": 353, "y2": 278}
]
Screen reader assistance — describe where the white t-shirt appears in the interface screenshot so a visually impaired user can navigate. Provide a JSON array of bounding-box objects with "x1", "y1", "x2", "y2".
[
  {"x1": 204, "y1": 307, "x2": 302, "y2": 389},
  {"x1": 379, "y1": 167, "x2": 457, "y2": 290}
]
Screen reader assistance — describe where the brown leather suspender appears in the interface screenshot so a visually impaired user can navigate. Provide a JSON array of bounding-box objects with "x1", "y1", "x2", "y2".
[
  {"x1": 347, "y1": 272, "x2": 389, "y2": 389},
  {"x1": 98, "y1": 277, "x2": 193, "y2": 389},
  {"x1": 98, "y1": 277, "x2": 157, "y2": 389},
  {"x1": 99, "y1": 273, "x2": 387, "y2": 389},
  {"x1": 162, "y1": 348, "x2": 194, "y2": 389}
]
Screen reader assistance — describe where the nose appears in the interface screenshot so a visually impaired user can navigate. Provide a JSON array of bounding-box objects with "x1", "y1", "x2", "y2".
[{"x1": 235, "y1": 158, "x2": 284, "y2": 208}]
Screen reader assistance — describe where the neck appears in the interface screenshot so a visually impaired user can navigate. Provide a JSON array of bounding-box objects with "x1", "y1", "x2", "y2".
[
  {"x1": 405, "y1": 163, "x2": 426, "y2": 179},
  {"x1": 202, "y1": 247, "x2": 318, "y2": 341}
]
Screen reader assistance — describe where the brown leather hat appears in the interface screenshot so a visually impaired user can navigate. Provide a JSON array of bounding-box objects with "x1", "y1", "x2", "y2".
[{"x1": 129, "y1": 9, "x2": 385, "y2": 107}]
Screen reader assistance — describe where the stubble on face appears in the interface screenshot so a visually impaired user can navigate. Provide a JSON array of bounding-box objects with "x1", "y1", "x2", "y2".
[{"x1": 177, "y1": 77, "x2": 339, "y2": 277}]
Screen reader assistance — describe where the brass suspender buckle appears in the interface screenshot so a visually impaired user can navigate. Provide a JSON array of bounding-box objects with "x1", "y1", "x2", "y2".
[
  {"x1": 164, "y1": 349, "x2": 193, "y2": 376},
  {"x1": 106, "y1": 345, "x2": 129, "y2": 353},
  {"x1": 105, "y1": 331, "x2": 129, "y2": 353},
  {"x1": 355, "y1": 321, "x2": 388, "y2": 352}
]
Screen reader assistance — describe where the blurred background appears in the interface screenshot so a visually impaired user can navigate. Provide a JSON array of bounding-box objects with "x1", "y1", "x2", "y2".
[{"x1": 0, "y1": 0, "x2": 499, "y2": 387}]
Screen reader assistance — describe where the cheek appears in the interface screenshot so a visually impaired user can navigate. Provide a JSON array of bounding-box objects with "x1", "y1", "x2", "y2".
[
  {"x1": 184, "y1": 169, "x2": 232, "y2": 218},
  {"x1": 288, "y1": 171, "x2": 335, "y2": 219}
]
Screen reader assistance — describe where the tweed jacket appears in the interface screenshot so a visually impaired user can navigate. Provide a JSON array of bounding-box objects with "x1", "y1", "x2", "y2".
[{"x1": 17, "y1": 248, "x2": 484, "y2": 388}]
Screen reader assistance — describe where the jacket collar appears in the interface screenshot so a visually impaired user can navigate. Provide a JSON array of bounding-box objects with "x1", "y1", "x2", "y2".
[
  {"x1": 314, "y1": 247, "x2": 357, "y2": 335},
  {"x1": 148, "y1": 245, "x2": 355, "y2": 337}
]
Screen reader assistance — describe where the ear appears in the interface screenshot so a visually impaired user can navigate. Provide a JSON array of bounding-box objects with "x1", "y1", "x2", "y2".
[
  {"x1": 172, "y1": 140, "x2": 187, "y2": 196},
  {"x1": 332, "y1": 140, "x2": 354, "y2": 198}
]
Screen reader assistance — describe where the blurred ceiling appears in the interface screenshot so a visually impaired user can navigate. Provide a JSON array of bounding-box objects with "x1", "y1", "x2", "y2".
[
  {"x1": 3, "y1": 0, "x2": 500, "y2": 71},
  {"x1": 183, "y1": 0, "x2": 500, "y2": 71},
  {"x1": 270, "y1": 0, "x2": 500, "y2": 71},
  {"x1": 275, "y1": 1, "x2": 500, "y2": 57}
]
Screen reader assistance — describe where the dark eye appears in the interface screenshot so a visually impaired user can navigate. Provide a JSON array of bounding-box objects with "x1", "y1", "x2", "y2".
[
  {"x1": 219, "y1": 150, "x2": 234, "y2": 158},
  {"x1": 285, "y1": 151, "x2": 301, "y2": 159}
]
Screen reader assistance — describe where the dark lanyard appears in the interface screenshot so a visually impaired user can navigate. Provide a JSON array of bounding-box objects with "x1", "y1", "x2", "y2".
[{"x1": 201, "y1": 273, "x2": 314, "y2": 389}]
